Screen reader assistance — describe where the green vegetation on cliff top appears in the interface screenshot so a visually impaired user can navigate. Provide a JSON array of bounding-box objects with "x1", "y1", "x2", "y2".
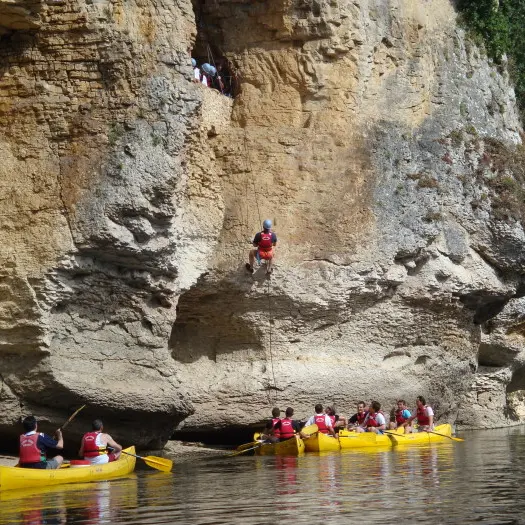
[{"x1": 456, "y1": 0, "x2": 525, "y2": 121}]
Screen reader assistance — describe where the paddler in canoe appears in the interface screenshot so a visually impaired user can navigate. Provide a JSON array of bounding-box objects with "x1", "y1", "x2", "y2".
[
  {"x1": 79, "y1": 419, "x2": 123, "y2": 464},
  {"x1": 355, "y1": 401, "x2": 387, "y2": 434},
  {"x1": 304, "y1": 404, "x2": 336, "y2": 437},
  {"x1": 19, "y1": 415, "x2": 64, "y2": 469},
  {"x1": 348, "y1": 401, "x2": 368, "y2": 429},
  {"x1": 325, "y1": 406, "x2": 347, "y2": 432},
  {"x1": 402, "y1": 396, "x2": 434, "y2": 432},
  {"x1": 389, "y1": 399, "x2": 412, "y2": 431},
  {"x1": 271, "y1": 407, "x2": 312, "y2": 441}
]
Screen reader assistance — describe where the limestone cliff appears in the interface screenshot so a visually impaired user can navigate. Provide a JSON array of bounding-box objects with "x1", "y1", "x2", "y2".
[{"x1": 0, "y1": 0, "x2": 524, "y2": 448}]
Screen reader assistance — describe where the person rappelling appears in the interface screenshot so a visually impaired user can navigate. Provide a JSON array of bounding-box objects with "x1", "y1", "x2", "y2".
[{"x1": 246, "y1": 219, "x2": 277, "y2": 275}]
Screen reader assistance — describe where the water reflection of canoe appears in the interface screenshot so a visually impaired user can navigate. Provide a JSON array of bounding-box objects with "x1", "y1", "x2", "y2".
[
  {"x1": 338, "y1": 428, "x2": 403, "y2": 449},
  {"x1": 254, "y1": 435, "x2": 305, "y2": 456},
  {"x1": 388, "y1": 424, "x2": 453, "y2": 446},
  {"x1": 0, "y1": 446, "x2": 136, "y2": 492},
  {"x1": 304, "y1": 432, "x2": 341, "y2": 453}
]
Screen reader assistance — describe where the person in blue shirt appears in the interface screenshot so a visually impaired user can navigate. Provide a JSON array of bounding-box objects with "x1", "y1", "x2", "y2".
[
  {"x1": 389, "y1": 399, "x2": 412, "y2": 430},
  {"x1": 246, "y1": 219, "x2": 277, "y2": 275}
]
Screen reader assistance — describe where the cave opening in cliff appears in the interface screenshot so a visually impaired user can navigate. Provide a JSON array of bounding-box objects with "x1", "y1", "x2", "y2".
[
  {"x1": 172, "y1": 425, "x2": 258, "y2": 447},
  {"x1": 190, "y1": 0, "x2": 241, "y2": 97}
]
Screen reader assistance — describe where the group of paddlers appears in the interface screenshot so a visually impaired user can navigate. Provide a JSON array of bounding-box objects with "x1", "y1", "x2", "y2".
[
  {"x1": 18, "y1": 416, "x2": 122, "y2": 469},
  {"x1": 262, "y1": 397, "x2": 435, "y2": 442}
]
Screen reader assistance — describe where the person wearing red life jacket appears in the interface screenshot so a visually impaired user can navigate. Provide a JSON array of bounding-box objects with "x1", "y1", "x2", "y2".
[
  {"x1": 19, "y1": 415, "x2": 64, "y2": 469},
  {"x1": 389, "y1": 399, "x2": 412, "y2": 430},
  {"x1": 79, "y1": 419, "x2": 123, "y2": 465},
  {"x1": 304, "y1": 404, "x2": 336, "y2": 437},
  {"x1": 348, "y1": 401, "x2": 368, "y2": 429},
  {"x1": 271, "y1": 407, "x2": 307, "y2": 441},
  {"x1": 356, "y1": 401, "x2": 387, "y2": 434},
  {"x1": 325, "y1": 406, "x2": 347, "y2": 432},
  {"x1": 403, "y1": 396, "x2": 434, "y2": 432},
  {"x1": 261, "y1": 407, "x2": 282, "y2": 442},
  {"x1": 246, "y1": 219, "x2": 277, "y2": 275}
]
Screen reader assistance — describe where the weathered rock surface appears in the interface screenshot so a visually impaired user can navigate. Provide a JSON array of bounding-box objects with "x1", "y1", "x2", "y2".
[{"x1": 0, "y1": 0, "x2": 524, "y2": 449}]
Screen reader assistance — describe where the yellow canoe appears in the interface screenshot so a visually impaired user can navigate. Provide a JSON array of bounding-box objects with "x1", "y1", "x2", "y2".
[
  {"x1": 338, "y1": 428, "x2": 403, "y2": 449},
  {"x1": 0, "y1": 446, "x2": 136, "y2": 492},
  {"x1": 304, "y1": 431, "x2": 341, "y2": 453},
  {"x1": 254, "y1": 435, "x2": 305, "y2": 456},
  {"x1": 387, "y1": 424, "x2": 453, "y2": 446}
]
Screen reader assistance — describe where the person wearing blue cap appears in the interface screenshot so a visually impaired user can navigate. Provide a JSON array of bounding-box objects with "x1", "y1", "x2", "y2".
[{"x1": 246, "y1": 219, "x2": 277, "y2": 275}]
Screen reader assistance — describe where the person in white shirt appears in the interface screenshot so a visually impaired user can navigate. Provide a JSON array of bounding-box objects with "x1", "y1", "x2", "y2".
[
  {"x1": 404, "y1": 396, "x2": 434, "y2": 432},
  {"x1": 192, "y1": 58, "x2": 200, "y2": 83},
  {"x1": 304, "y1": 404, "x2": 336, "y2": 436},
  {"x1": 356, "y1": 401, "x2": 386, "y2": 434},
  {"x1": 79, "y1": 419, "x2": 123, "y2": 465}
]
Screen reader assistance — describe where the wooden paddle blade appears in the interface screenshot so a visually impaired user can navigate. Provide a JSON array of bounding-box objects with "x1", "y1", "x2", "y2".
[
  {"x1": 236, "y1": 441, "x2": 261, "y2": 451},
  {"x1": 229, "y1": 444, "x2": 263, "y2": 457},
  {"x1": 61, "y1": 405, "x2": 87, "y2": 430},
  {"x1": 143, "y1": 456, "x2": 173, "y2": 473},
  {"x1": 429, "y1": 431, "x2": 464, "y2": 442},
  {"x1": 301, "y1": 424, "x2": 318, "y2": 436}
]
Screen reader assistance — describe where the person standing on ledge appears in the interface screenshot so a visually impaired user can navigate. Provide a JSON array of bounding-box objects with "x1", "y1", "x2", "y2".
[
  {"x1": 79, "y1": 419, "x2": 122, "y2": 465},
  {"x1": 19, "y1": 415, "x2": 64, "y2": 469},
  {"x1": 246, "y1": 219, "x2": 277, "y2": 275}
]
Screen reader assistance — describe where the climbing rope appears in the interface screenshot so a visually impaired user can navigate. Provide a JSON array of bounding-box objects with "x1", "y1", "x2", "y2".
[{"x1": 240, "y1": 132, "x2": 278, "y2": 405}]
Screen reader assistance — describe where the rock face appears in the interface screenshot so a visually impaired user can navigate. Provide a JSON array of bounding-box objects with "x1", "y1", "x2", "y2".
[{"x1": 0, "y1": 0, "x2": 524, "y2": 448}]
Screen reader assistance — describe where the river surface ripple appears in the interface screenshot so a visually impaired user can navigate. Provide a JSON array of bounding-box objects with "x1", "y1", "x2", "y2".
[{"x1": 2, "y1": 426, "x2": 525, "y2": 524}]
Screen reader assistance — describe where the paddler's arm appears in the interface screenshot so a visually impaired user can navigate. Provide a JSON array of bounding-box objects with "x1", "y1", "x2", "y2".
[
  {"x1": 105, "y1": 435, "x2": 122, "y2": 453},
  {"x1": 402, "y1": 414, "x2": 415, "y2": 427},
  {"x1": 54, "y1": 429, "x2": 64, "y2": 450}
]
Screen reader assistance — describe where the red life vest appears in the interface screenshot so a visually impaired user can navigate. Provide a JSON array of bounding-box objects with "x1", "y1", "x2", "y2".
[
  {"x1": 82, "y1": 431, "x2": 108, "y2": 458},
  {"x1": 327, "y1": 414, "x2": 336, "y2": 427},
  {"x1": 357, "y1": 411, "x2": 368, "y2": 424},
  {"x1": 417, "y1": 405, "x2": 430, "y2": 426},
  {"x1": 314, "y1": 414, "x2": 329, "y2": 434},
  {"x1": 272, "y1": 417, "x2": 281, "y2": 438},
  {"x1": 366, "y1": 412, "x2": 384, "y2": 428},
  {"x1": 279, "y1": 418, "x2": 295, "y2": 439},
  {"x1": 19, "y1": 433, "x2": 44, "y2": 464},
  {"x1": 258, "y1": 231, "x2": 273, "y2": 251},
  {"x1": 395, "y1": 409, "x2": 408, "y2": 425}
]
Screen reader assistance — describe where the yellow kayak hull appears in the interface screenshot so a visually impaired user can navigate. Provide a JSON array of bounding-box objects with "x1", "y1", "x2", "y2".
[
  {"x1": 338, "y1": 428, "x2": 403, "y2": 449},
  {"x1": 254, "y1": 435, "x2": 305, "y2": 456},
  {"x1": 304, "y1": 432, "x2": 341, "y2": 453},
  {"x1": 0, "y1": 446, "x2": 136, "y2": 492},
  {"x1": 388, "y1": 424, "x2": 453, "y2": 446}
]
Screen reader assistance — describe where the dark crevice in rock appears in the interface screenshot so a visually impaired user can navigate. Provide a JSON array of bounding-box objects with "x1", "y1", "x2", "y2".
[
  {"x1": 173, "y1": 424, "x2": 263, "y2": 447},
  {"x1": 477, "y1": 342, "x2": 518, "y2": 368},
  {"x1": 507, "y1": 366, "x2": 525, "y2": 394},
  {"x1": 456, "y1": 291, "x2": 512, "y2": 325}
]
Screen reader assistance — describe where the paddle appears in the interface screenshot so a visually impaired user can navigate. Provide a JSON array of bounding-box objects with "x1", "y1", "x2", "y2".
[
  {"x1": 384, "y1": 430, "x2": 408, "y2": 437},
  {"x1": 428, "y1": 430, "x2": 464, "y2": 442},
  {"x1": 60, "y1": 405, "x2": 86, "y2": 431},
  {"x1": 301, "y1": 423, "x2": 318, "y2": 436},
  {"x1": 384, "y1": 430, "x2": 464, "y2": 442},
  {"x1": 229, "y1": 444, "x2": 263, "y2": 457},
  {"x1": 236, "y1": 440, "x2": 263, "y2": 452},
  {"x1": 120, "y1": 450, "x2": 173, "y2": 473}
]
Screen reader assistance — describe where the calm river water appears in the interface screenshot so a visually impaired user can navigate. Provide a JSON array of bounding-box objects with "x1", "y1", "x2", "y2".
[{"x1": 2, "y1": 426, "x2": 525, "y2": 524}]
